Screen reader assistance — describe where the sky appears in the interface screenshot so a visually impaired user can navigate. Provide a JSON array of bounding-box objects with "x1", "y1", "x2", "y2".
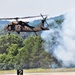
[{"x1": 0, "y1": 0, "x2": 75, "y2": 19}]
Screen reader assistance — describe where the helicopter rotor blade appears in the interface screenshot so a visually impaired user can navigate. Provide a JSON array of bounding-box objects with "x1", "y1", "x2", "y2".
[
  {"x1": 0, "y1": 15, "x2": 47, "y2": 20},
  {"x1": 0, "y1": 18, "x2": 14, "y2": 20},
  {"x1": 18, "y1": 15, "x2": 47, "y2": 19}
]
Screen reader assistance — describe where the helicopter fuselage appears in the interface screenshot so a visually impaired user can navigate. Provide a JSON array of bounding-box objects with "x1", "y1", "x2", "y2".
[{"x1": 4, "y1": 21, "x2": 49, "y2": 33}]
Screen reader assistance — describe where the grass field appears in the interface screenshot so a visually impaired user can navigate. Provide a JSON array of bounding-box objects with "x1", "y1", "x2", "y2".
[
  {"x1": 25, "y1": 68, "x2": 75, "y2": 72},
  {"x1": 0, "y1": 68, "x2": 75, "y2": 74}
]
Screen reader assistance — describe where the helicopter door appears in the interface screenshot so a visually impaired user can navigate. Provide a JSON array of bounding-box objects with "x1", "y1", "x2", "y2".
[
  {"x1": 8, "y1": 25, "x2": 15, "y2": 31},
  {"x1": 11, "y1": 25, "x2": 15, "y2": 30}
]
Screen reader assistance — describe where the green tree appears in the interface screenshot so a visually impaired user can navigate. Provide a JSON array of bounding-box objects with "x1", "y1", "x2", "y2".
[
  {"x1": 0, "y1": 34, "x2": 23, "y2": 54},
  {"x1": 0, "y1": 34, "x2": 60, "y2": 69}
]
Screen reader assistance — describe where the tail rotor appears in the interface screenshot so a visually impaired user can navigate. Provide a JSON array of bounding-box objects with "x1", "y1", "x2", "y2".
[{"x1": 40, "y1": 14, "x2": 49, "y2": 26}]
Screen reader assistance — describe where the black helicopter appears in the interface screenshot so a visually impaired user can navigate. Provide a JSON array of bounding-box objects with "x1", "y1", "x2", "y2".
[{"x1": 0, "y1": 14, "x2": 49, "y2": 35}]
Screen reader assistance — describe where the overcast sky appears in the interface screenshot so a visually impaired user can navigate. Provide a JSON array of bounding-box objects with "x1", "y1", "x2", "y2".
[{"x1": 0, "y1": 0, "x2": 75, "y2": 18}]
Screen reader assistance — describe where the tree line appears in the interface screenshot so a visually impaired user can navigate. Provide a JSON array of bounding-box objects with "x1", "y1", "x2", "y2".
[{"x1": 0, "y1": 34, "x2": 61, "y2": 70}]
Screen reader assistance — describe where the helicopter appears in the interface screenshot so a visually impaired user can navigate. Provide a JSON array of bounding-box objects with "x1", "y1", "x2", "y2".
[{"x1": 0, "y1": 14, "x2": 49, "y2": 35}]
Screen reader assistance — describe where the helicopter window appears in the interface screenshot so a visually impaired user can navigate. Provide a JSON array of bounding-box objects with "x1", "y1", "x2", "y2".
[{"x1": 11, "y1": 25, "x2": 15, "y2": 30}]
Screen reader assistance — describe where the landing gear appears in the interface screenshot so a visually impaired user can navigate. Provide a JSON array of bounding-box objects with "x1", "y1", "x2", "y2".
[
  {"x1": 8, "y1": 31, "x2": 10, "y2": 35},
  {"x1": 17, "y1": 32, "x2": 20, "y2": 34}
]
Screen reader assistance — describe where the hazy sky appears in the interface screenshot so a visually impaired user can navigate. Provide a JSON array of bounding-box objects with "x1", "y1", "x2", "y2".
[{"x1": 0, "y1": 0, "x2": 75, "y2": 18}]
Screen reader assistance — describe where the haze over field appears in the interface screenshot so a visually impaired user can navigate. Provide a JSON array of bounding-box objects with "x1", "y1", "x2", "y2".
[
  {"x1": 0, "y1": 10, "x2": 75, "y2": 68},
  {"x1": 41, "y1": 10, "x2": 75, "y2": 67},
  {"x1": 0, "y1": 11, "x2": 75, "y2": 67}
]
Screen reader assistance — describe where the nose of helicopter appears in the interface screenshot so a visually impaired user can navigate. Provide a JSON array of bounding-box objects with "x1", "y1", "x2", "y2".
[{"x1": 4, "y1": 25, "x2": 8, "y2": 31}]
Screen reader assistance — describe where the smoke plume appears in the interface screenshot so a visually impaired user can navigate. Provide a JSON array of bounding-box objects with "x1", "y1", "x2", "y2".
[{"x1": 41, "y1": 11, "x2": 75, "y2": 67}]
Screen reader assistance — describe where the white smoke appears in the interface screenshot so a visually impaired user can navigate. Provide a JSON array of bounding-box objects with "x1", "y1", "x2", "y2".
[{"x1": 41, "y1": 11, "x2": 75, "y2": 67}]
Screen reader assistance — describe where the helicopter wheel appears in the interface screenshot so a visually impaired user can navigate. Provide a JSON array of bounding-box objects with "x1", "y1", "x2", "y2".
[
  {"x1": 17, "y1": 32, "x2": 20, "y2": 34},
  {"x1": 8, "y1": 31, "x2": 10, "y2": 35}
]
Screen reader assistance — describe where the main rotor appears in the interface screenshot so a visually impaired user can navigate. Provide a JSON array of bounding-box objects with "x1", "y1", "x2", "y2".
[
  {"x1": 0, "y1": 14, "x2": 47, "y2": 21},
  {"x1": 0, "y1": 14, "x2": 49, "y2": 26}
]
